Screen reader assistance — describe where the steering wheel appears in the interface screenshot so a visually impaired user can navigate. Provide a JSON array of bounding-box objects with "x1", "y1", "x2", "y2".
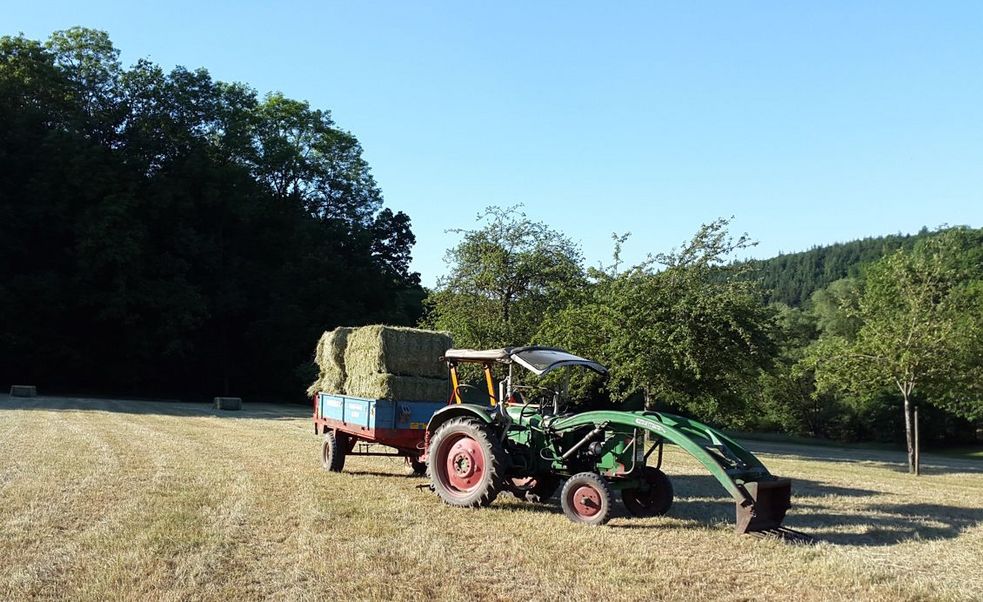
[{"x1": 454, "y1": 383, "x2": 483, "y2": 402}]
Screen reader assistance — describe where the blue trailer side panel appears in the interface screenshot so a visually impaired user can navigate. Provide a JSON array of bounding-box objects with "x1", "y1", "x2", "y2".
[{"x1": 318, "y1": 393, "x2": 445, "y2": 432}]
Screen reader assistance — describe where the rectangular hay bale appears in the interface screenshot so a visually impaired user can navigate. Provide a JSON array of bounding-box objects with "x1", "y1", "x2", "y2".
[
  {"x1": 214, "y1": 397, "x2": 242, "y2": 410},
  {"x1": 344, "y1": 325, "x2": 452, "y2": 379},
  {"x1": 344, "y1": 372, "x2": 450, "y2": 402},
  {"x1": 306, "y1": 327, "x2": 353, "y2": 396}
]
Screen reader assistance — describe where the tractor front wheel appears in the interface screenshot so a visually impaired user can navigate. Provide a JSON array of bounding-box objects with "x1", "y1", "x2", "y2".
[
  {"x1": 560, "y1": 472, "x2": 613, "y2": 525},
  {"x1": 428, "y1": 417, "x2": 506, "y2": 507},
  {"x1": 321, "y1": 431, "x2": 348, "y2": 472},
  {"x1": 622, "y1": 467, "x2": 674, "y2": 517}
]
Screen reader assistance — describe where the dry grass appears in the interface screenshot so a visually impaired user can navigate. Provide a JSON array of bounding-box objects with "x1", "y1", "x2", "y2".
[
  {"x1": 344, "y1": 325, "x2": 452, "y2": 380},
  {"x1": 1, "y1": 395, "x2": 981, "y2": 601},
  {"x1": 307, "y1": 328, "x2": 353, "y2": 397}
]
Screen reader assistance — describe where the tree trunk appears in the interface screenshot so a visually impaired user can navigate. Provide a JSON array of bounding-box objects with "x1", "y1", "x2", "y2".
[{"x1": 902, "y1": 391, "x2": 915, "y2": 474}]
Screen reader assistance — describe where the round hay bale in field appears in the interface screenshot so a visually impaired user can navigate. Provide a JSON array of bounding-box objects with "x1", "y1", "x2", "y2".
[
  {"x1": 344, "y1": 372, "x2": 450, "y2": 402},
  {"x1": 306, "y1": 327, "x2": 353, "y2": 397},
  {"x1": 344, "y1": 325, "x2": 452, "y2": 379}
]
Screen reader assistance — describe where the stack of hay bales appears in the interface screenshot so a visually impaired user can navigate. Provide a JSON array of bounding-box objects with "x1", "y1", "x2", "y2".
[
  {"x1": 306, "y1": 327, "x2": 353, "y2": 397},
  {"x1": 344, "y1": 325, "x2": 452, "y2": 402}
]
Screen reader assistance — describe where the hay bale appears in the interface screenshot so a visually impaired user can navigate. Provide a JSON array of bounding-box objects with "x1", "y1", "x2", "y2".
[
  {"x1": 9, "y1": 385, "x2": 37, "y2": 397},
  {"x1": 306, "y1": 327, "x2": 353, "y2": 396},
  {"x1": 214, "y1": 397, "x2": 242, "y2": 410},
  {"x1": 344, "y1": 373, "x2": 450, "y2": 402},
  {"x1": 344, "y1": 325, "x2": 452, "y2": 379}
]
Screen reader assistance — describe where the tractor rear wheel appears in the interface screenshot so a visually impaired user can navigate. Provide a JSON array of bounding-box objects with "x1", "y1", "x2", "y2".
[
  {"x1": 622, "y1": 467, "x2": 673, "y2": 517},
  {"x1": 508, "y1": 474, "x2": 561, "y2": 503},
  {"x1": 560, "y1": 472, "x2": 613, "y2": 525},
  {"x1": 321, "y1": 431, "x2": 348, "y2": 472},
  {"x1": 428, "y1": 417, "x2": 506, "y2": 507}
]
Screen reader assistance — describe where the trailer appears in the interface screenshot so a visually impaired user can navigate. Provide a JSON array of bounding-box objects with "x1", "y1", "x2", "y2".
[{"x1": 313, "y1": 392, "x2": 447, "y2": 474}]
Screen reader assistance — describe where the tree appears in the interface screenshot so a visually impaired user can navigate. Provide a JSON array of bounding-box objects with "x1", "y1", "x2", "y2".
[
  {"x1": 538, "y1": 219, "x2": 777, "y2": 423},
  {"x1": 807, "y1": 277, "x2": 863, "y2": 338},
  {"x1": 422, "y1": 205, "x2": 585, "y2": 348},
  {"x1": 0, "y1": 29, "x2": 425, "y2": 400},
  {"x1": 813, "y1": 228, "x2": 983, "y2": 472}
]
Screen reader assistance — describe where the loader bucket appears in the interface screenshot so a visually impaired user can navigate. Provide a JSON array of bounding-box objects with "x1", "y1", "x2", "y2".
[{"x1": 735, "y1": 479, "x2": 792, "y2": 534}]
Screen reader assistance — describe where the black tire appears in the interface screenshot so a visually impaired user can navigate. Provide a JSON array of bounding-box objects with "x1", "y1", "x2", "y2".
[
  {"x1": 622, "y1": 467, "x2": 673, "y2": 517},
  {"x1": 321, "y1": 431, "x2": 347, "y2": 472},
  {"x1": 427, "y1": 417, "x2": 506, "y2": 507},
  {"x1": 508, "y1": 474, "x2": 562, "y2": 503},
  {"x1": 560, "y1": 472, "x2": 613, "y2": 525},
  {"x1": 409, "y1": 457, "x2": 427, "y2": 476}
]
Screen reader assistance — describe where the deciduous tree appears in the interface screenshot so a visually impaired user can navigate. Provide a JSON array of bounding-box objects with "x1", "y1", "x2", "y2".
[{"x1": 813, "y1": 228, "x2": 983, "y2": 472}]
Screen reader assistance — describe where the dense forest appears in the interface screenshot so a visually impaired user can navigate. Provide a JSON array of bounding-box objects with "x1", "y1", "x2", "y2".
[
  {"x1": 743, "y1": 229, "x2": 930, "y2": 306},
  {"x1": 0, "y1": 29, "x2": 423, "y2": 400}
]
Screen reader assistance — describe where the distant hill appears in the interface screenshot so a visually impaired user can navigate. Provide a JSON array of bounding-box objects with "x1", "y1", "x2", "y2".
[{"x1": 744, "y1": 229, "x2": 933, "y2": 306}]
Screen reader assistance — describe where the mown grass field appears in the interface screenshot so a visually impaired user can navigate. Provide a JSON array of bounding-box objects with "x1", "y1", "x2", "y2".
[{"x1": 1, "y1": 395, "x2": 981, "y2": 601}]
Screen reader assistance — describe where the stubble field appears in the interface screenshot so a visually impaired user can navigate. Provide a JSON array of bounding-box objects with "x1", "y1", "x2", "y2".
[{"x1": 1, "y1": 395, "x2": 981, "y2": 601}]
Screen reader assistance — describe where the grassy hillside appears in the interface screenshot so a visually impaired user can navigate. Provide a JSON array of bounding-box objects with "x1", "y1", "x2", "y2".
[{"x1": 2, "y1": 395, "x2": 981, "y2": 601}]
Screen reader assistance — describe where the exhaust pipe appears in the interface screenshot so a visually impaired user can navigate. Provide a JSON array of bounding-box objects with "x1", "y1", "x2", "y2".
[{"x1": 735, "y1": 479, "x2": 792, "y2": 534}]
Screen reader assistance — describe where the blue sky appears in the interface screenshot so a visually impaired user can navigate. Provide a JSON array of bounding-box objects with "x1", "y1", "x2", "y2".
[{"x1": 7, "y1": 2, "x2": 983, "y2": 284}]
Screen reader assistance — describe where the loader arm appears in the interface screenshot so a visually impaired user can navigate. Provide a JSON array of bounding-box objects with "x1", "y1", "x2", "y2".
[{"x1": 546, "y1": 410, "x2": 792, "y2": 533}]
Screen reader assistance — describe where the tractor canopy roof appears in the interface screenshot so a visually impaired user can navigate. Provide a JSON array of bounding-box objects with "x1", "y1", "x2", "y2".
[{"x1": 443, "y1": 346, "x2": 607, "y2": 377}]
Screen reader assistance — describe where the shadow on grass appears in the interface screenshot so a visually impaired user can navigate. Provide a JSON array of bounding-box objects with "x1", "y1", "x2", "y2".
[
  {"x1": 662, "y1": 474, "x2": 983, "y2": 546},
  {"x1": 479, "y1": 473, "x2": 983, "y2": 546},
  {"x1": 0, "y1": 394, "x2": 311, "y2": 420},
  {"x1": 342, "y1": 470, "x2": 422, "y2": 479},
  {"x1": 743, "y1": 440, "x2": 983, "y2": 475}
]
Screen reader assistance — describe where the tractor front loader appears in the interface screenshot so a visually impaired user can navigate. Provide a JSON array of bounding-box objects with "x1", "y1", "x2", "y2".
[{"x1": 423, "y1": 346, "x2": 792, "y2": 534}]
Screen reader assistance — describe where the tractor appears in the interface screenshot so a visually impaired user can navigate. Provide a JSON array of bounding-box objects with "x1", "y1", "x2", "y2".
[{"x1": 424, "y1": 346, "x2": 792, "y2": 532}]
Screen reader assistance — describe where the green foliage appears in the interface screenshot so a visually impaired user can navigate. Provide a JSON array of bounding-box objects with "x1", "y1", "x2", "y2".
[
  {"x1": 806, "y1": 277, "x2": 863, "y2": 338},
  {"x1": 538, "y1": 219, "x2": 777, "y2": 424},
  {"x1": 814, "y1": 228, "x2": 983, "y2": 419},
  {"x1": 745, "y1": 229, "x2": 931, "y2": 306},
  {"x1": 0, "y1": 29, "x2": 423, "y2": 399},
  {"x1": 807, "y1": 228, "x2": 983, "y2": 468},
  {"x1": 422, "y1": 205, "x2": 586, "y2": 348}
]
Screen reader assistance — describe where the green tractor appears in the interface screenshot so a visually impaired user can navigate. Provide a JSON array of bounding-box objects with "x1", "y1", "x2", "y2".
[{"x1": 424, "y1": 346, "x2": 792, "y2": 532}]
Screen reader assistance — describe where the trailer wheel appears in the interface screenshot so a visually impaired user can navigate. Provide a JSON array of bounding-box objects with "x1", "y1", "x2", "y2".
[
  {"x1": 561, "y1": 472, "x2": 613, "y2": 525},
  {"x1": 508, "y1": 475, "x2": 561, "y2": 503},
  {"x1": 428, "y1": 417, "x2": 505, "y2": 507},
  {"x1": 321, "y1": 431, "x2": 347, "y2": 472},
  {"x1": 622, "y1": 467, "x2": 673, "y2": 517}
]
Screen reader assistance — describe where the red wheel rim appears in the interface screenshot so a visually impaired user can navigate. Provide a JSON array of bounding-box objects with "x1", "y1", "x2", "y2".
[
  {"x1": 571, "y1": 484, "x2": 602, "y2": 517},
  {"x1": 436, "y1": 433, "x2": 485, "y2": 496}
]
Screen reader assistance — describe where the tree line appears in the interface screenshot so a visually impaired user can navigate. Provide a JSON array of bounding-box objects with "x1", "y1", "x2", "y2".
[
  {"x1": 742, "y1": 230, "x2": 929, "y2": 306},
  {"x1": 0, "y1": 28, "x2": 423, "y2": 399},
  {"x1": 4, "y1": 29, "x2": 980, "y2": 463},
  {"x1": 425, "y1": 207, "x2": 983, "y2": 467}
]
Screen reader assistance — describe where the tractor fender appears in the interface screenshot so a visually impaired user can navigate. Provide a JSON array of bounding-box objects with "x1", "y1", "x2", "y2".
[{"x1": 426, "y1": 403, "x2": 495, "y2": 435}]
